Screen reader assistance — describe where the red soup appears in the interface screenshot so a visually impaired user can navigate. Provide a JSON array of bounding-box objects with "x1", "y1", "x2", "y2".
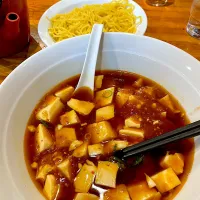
[{"x1": 24, "y1": 70, "x2": 194, "y2": 200}]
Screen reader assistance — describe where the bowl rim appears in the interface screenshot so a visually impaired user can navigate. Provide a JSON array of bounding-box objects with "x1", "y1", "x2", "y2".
[{"x1": 1, "y1": 33, "x2": 200, "y2": 90}]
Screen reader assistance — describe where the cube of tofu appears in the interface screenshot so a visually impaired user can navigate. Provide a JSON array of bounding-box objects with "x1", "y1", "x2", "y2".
[
  {"x1": 128, "y1": 181, "x2": 158, "y2": 200},
  {"x1": 95, "y1": 75, "x2": 104, "y2": 90},
  {"x1": 88, "y1": 144, "x2": 104, "y2": 157},
  {"x1": 78, "y1": 163, "x2": 83, "y2": 169},
  {"x1": 104, "y1": 184, "x2": 131, "y2": 200},
  {"x1": 96, "y1": 104, "x2": 115, "y2": 122},
  {"x1": 151, "y1": 168, "x2": 181, "y2": 193},
  {"x1": 74, "y1": 163, "x2": 97, "y2": 192},
  {"x1": 160, "y1": 153, "x2": 184, "y2": 175},
  {"x1": 55, "y1": 127, "x2": 76, "y2": 148},
  {"x1": 95, "y1": 87, "x2": 115, "y2": 108},
  {"x1": 36, "y1": 164, "x2": 54, "y2": 181},
  {"x1": 86, "y1": 159, "x2": 96, "y2": 166},
  {"x1": 95, "y1": 161, "x2": 119, "y2": 188},
  {"x1": 159, "y1": 95, "x2": 179, "y2": 113},
  {"x1": 55, "y1": 124, "x2": 63, "y2": 131},
  {"x1": 28, "y1": 125, "x2": 36, "y2": 132},
  {"x1": 116, "y1": 90, "x2": 130, "y2": 108},
  {"x1": 69, "y1": 140, "x2": 83, "y2": 151},
  {"x1": 119, "y1": 128, "x2": 144, "y2": 140},
  {"x1": 57, "y1": 158, "x2": 73, "y2": 181},
  {"x1": 133, "y1": 78, "x2": 143, "y2": 88},
  {"x1": 81, "y1": 123, "x2": 88, "y2": 127},
  {"x1": 67, "y1": 98, "x2": 95, "y2": 116},
  {"x1": 142, "y1": 86, "x2": 154, "y2": 96},
  {"x1": 125, "y1": 116, "x2": 141, "y2": 128},
  {"x1": 43, "y1": 175, "x2": 58, "y2": 200},
  {"x1": 73, "y1": 142, "x2": 88, "y2": 158},
  {"x1": 35, "y1": 124, "x2": 53, "y2": 154},
  {"x1": 128, "y1": 95, "x2": 144, "y2": 105},
  {"x1": 31, "y1": 162, "x2": 38, "y2": 170},
  {"x1": 36, "y1": 96, "x2": 64, "y2": 123},
  {"x1": 151, "y1": 192, "x2": 162, "y2": 200},
  {"x1": 145, "y1": 174, "x2": 156, "y2": 188},
  {"x1": 161, "y1": 112, "x2": 167, "y2": 118},
  {"x1": 103, "y1": 140, "x2": 129, "y2": 155},
  {"x1": 86, "y1": 121, "x2": 117, "y2": 144},
  {"x1": 60, "y1": 110, "x2": 80, "y2": 126},
  {"x1": 55, "y1": 86, "x2": 74, "y2": 102},
  {"x1": 75, "y1": 193, "x2": 99, "y2": 200}
]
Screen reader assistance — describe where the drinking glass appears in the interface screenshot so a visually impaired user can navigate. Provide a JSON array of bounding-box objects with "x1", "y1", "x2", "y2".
[
  {"x1": 146, "y1": 0, "x2": 168, "y2": 6},
  {"x1": 187, "y1": 0, "x2": 200, "y2": 39}
]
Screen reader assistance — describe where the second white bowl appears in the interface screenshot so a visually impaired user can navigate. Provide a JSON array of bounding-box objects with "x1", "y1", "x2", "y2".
[{"x1": 38, "y1": 0, "x2": 148, "y2": 46}]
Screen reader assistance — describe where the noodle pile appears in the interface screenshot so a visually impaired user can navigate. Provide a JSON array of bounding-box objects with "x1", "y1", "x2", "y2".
[{"x1": 48, "y1": 0, "x2": 142, "y2": 42}]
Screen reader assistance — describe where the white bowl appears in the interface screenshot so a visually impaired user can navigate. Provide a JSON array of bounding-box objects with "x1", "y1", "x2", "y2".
[
  {"x1": 0, "y1": 33, "x2": 200, "y2": 200},
  {"x1": 38, "y1": 0, "x2": 148, "y2": 46}
]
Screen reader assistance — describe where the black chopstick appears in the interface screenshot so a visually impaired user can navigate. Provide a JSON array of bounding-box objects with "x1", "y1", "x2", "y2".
[
  {"x1": 115, "y1": 120, "x2": 200, "y2": 159},
  {"x1": 123, "y1": 120, "x2": 200, "y2": 153}
]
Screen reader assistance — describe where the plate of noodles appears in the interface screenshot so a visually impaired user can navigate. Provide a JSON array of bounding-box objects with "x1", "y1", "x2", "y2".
[{"x1": 38, "y1": 0, "x2": 147, "y2": 46}]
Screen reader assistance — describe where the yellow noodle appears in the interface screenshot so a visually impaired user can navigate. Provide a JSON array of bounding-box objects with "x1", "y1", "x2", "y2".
[{"x1": 48, "y1": 0, "x2": 142, "y2": 42}]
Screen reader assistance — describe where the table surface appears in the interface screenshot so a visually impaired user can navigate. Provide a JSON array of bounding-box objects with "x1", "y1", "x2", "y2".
[{"x1": 0, "y1": 0, "x2": 199, "y2": 84}]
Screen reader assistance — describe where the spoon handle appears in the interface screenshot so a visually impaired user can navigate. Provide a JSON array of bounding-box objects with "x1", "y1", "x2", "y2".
[{"x1": 76, "y1": 24, "x2": 103, "y2": 95}]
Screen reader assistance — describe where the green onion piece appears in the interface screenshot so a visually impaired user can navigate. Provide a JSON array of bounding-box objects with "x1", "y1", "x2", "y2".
[{"x1": 39, "y1": 120, "x2": 50, "y2": 128}]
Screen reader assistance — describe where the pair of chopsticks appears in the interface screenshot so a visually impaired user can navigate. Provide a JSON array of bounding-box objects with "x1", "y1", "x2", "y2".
[{"x1": 114, "y1": 120, "x2": 200, "y2": 159}]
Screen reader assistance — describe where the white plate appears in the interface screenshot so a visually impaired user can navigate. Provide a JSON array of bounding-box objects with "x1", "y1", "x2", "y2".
[
  {"x1": 0, "y1": 33, "x2": 200, "y2": 199},
  {"x1": 38, "y1": 0, "x2": 148, "y2": 46}
]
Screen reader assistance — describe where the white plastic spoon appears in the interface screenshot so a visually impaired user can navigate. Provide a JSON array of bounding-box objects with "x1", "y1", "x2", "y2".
[{"x1": 73, "y1": 24, "x2": 104, "y2": 100}]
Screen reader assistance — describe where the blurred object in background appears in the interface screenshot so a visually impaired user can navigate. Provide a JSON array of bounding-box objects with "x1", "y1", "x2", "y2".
[
  {"x1": 146, "y1": 0, "x2": 168, "y2": 6},
  {"x1": 187, "y1": 0, "x2": 200, "y2": 39},
  {"x1": 0, "y1": 0, "x2": 30, "y2": 58}
]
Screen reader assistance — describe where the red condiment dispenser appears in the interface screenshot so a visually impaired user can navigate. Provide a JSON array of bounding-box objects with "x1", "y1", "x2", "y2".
[{"x1": 0, "y1": 0, "x2": 30, "y2": 58}]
